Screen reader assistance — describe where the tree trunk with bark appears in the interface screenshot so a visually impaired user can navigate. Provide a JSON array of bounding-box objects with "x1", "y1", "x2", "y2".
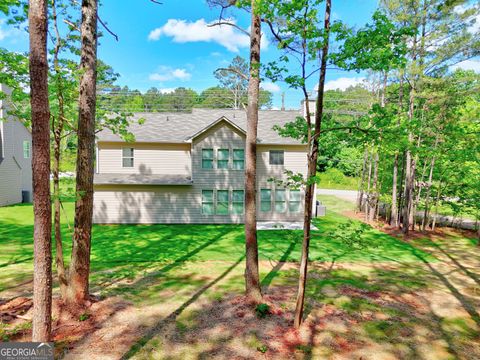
[
  {"x1": 244, "y1": 0, "x2": 262, "y2": 303},
  {"x1": 294, "y1": 0, "x2": 331, "y2": 328},
  {"x1": 29, "y1": 0, "x2": 52, "y2": 342},
  {"x1": 364, "y1": 152, "x2": 372, "y2": 222},
  {"x1": 67, "y1": 0, "x2": 98, "y2": 306},
  {"x1": 52, "y1": 0, "x2": 68, "y2": 299},
  {"x1": 357, "y1": 148, "x2": 368, "y2": 212},
  {"x1": 368, "y1": 152, "x2": 379, "y2": 222}
]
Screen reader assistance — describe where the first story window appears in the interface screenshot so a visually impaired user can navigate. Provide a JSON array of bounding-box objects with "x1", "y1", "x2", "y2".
[
  {"x1": 202, "y1": 190, "x2": 214, "y2": 215},
  {"x1": 233, "y1": 149, "x2": 245, "y2": 170},
  {"x1": 122, "y1": 147, "x2": 134, "y2": 167},
  {"x1": 269, "y1": 150, "x2": 284, "y2": 165},
  {"x1": 23, "y1": 140, "x2": 30, "y2": 159},
  {"x1": 202, "y1": 148, "x2": 214, "y2": 169},
  {"x1": 289, "y1": 190, "x2": 302, "y2": 213},
  {"x1": 232, "y1": 190, "x2": 244, "y2": 214},
  {"x1": 217, "y1": 149, "x2": 230, "y2": 169},
  {"x1": 275, "y1": 189, "x2": 287, "y2": 213},
  {"x1": 216, "y1": 190, "x2": 229, "y2": 215},
  {"x1": 260, "y1": 189, "x2": 272, "y2": 212}
]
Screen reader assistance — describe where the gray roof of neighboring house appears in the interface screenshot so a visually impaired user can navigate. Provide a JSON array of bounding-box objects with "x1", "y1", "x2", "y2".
[
  {"x1": 94, "y1": 173, "x2": 193, "y2": 185},
  {"x1": 96, "y1": 108, "x2": 303, "y2": 145}
]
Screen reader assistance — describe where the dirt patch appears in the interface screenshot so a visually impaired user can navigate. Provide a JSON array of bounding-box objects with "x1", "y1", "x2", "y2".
[
  {"x1": 0, "y1": 295, "x2": 133, "y2": 357},
  {"x1": 342, "y1": 210, "x2": 477, "y2": 241}
]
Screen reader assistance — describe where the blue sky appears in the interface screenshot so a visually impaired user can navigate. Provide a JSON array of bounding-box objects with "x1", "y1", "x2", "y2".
[{"x1": 0, "y1": 0, "x2": 479, "y2": 109}]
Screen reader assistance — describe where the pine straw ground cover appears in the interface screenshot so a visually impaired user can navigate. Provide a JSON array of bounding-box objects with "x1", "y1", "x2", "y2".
[{"x1": 0, "y1": 196, "x2": 479, "y2": 359}]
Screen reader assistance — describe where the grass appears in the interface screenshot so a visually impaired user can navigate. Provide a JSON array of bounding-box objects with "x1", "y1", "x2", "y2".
[
  {"x1": 317, "y1": 169, "x2": 359, "y2": 190},
  {"x1": 1, "y1": 191, "x2": 479, "y2": 359},
  {"x1": 0, "y1": 195, "x2": 435, "y2": 297}
]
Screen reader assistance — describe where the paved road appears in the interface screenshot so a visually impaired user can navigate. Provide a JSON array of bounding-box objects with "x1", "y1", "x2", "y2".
[{"x1": 316, "y1": 188, "x2": 358, "y2": 203}]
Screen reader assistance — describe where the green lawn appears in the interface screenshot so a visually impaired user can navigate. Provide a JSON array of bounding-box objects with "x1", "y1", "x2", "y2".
[
  {"x1": 2, "y1": 195, "x2": 479, "y2": 358},
  {"x1": 0, "y1": 196, "x2": 435, "y2": 296}
]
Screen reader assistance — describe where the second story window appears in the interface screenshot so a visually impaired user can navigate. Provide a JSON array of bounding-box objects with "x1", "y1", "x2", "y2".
[
  {"x1": 202, "y1": 149, "x2": 214, "y2": 169},
  {"x1": 23, "y1": 140, "x2": 30, "y2": 159},
  {"x1": 122, "y1": 147, "x2": 134, "y2": 168},
  {"x1": 233, "y1": 149, "x2": 245, "y2": 170},
  {"x1": 269, "y1": 150, "x2": 284, "y2": 165},
  {"x1": 217, "y1": 149, "x2": 229, "y2": 169}
]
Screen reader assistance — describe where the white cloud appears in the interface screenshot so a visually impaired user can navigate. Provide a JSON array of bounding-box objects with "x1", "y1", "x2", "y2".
[
  {"x1": 149, "y1": 66, "x2": 192, "y2": 82},
  {"x1": 261, "y1": 81, "x2": 281, "y2": 93},
  {"x1": 0, "y1": 19, "x2": 26, "y2": 42},
  {"x1": 451, "y1": 59, "x2": 480, "y2": 73},
  {"x1": 454, "y1": 4, "x2": 480, "y2": 34},
  {"x1": 323, "y1": 77, "x2": 366, "y2": 91},
  {"x1": 159, "y1": 88, "x2": 176, "y2": 94},
  {"x1": 148, "y1": 18, "x2": 250, "y2": 52}
]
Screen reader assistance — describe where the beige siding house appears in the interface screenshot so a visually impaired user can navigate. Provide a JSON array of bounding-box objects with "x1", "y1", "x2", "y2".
[
  {"x1": 0, "y1": 84, "x2": 32, "y2": 206},
  {"x1": 94, "y1": 109, "x2": 308, "y2": 224}
]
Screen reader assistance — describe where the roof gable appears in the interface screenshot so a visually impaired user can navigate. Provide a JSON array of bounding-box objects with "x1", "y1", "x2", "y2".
[{"x1": 186, "y1": 116, "x2": 246, "y2": 142}]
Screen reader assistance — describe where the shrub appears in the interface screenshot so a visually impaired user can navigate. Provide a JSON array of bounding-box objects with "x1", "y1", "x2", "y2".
[{"x1": 255, "y1": 303, "x2": 270, "y2": 318}]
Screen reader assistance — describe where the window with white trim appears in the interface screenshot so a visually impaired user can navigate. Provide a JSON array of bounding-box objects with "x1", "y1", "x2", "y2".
[
  {"x1": 216, "y1": 190, "x2": 229, "y2": 215},
  {"x1": 202, "y1": 190, "x2": 214, "y2": 215},
  {"x1": 233, "y1": 149, "x2": 245, "y2": 170},
  {"x1": 217, "y1": 149, "x2": 229, "y2": 169},
  {"x1": 269, "y1": 150, "x2": 284, "y2": 165},
  {"x1": 232, "y1": 190, "x2": 244, "y2": 214},
  {"x1": 260, "y1": 189, "x2": 272, "y2": 212},
  {"x1": 275, "y1": 189, "x2": 286, "y2": 213},
  {"x1": 289, "y1": 190, "x2": 302, "y2": 213},
  {"x1": 122, "y1": 147, "x2": 134, "y2": 167},
  {"x1": 23, "y1": 140, "x2": 30, "y2": 159},
  {"x1": 202, "y1": 149, "x2": 214, "y2": 169}
]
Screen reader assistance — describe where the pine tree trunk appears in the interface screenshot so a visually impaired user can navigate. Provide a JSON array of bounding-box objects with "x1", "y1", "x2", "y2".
[
  {"x1": 421, "y1": 136, "x2": 438, "y2": 231},
  {"x1": 244, "y1": 0, "x2": 262, "y2": 303},
  {"x1": 402, "y1": 85, "x2": 416, "y2": 235},
  {"x1": 29, "y1": 0, "x2": 52, "y2": 342},
  {"x1": 368, "y1": 152, "x2": 379, "y2": 222},
  {"x1": 67, "y1": 0, "x2": 98, "y2": 306},
  {"x1": 364, "y1": 153, "x2": 372, "y2": 222},
  {"x1": 391, "y1": 74, "x2": 403, "y2": 227},
  {"x1": 294, "y1": 0, "x2": 331, "y2": 328},
  {"x1": 357, "y1": 148, "x2": 368, "y2": 212},
  {"x1": 391, "y1": 153, "x2": 399, "y2": 226},
  {"x1": 52, "y1": 0, "x2": 68, "y2": 299}
]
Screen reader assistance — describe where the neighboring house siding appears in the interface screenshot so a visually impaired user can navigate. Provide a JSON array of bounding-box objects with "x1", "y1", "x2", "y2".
[
  {"x1": 98, "y1": 142, "x2": 191, "y2": 176},
  {"x1": 93, "y1": 121, "x2": 308, "y2": 224},
  {"x1": 0, "y1": 86, "x2": 32, "y2": 207}
]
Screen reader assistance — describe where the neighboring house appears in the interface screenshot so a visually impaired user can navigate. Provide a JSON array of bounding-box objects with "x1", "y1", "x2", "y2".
[
  {"x1": 93, "y1": 108, "x2": 309, "y2": 224},
  {"x1": 0, "y1": 84, "x2": 32, "y2": 206}
]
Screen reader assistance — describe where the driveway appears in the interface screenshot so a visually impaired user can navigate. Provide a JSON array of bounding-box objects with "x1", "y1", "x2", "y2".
[{"x1": 316, "y1": 188, "x2": 358, "y2": 203}]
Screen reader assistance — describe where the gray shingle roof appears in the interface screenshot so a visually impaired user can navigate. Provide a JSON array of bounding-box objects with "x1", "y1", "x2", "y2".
[
  {"x1": 97, "y1": 108, "x2": 303, "y2": 145},
  {"x1": 94, "y1": 173, "x2": 193, "y2": 185}
]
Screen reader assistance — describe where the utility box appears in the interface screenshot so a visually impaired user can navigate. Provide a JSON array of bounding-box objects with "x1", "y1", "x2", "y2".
[
  {"x1": 22, "y1": 190, "x2": 31, "y2": 203},
  {"x1": 316, "y1": 200, "x2": 326, "y2": 217}
]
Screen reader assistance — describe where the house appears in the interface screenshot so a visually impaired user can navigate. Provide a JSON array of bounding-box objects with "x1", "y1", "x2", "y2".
[
  {"x1": 0, "y1": 84, "x2": 32, "y2": 206},
  {"x1": 93, "y1": 108, "x2": 309, "y2": 224}
]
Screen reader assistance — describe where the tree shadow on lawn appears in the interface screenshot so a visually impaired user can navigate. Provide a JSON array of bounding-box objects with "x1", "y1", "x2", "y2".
[{"x1": 117, "y1": 256, "x2": 480, "y2": 360}]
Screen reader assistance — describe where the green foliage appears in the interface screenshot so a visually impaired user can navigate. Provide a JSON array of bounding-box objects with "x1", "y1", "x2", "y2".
[
  {"x1": 257, "y1": 344, "x2": 268, "y2": 353},
  {"x1": 327, "y1": 220, "x2": 373, "y2": 251},
  {"x1": 79, "y1": 313, "x2": 90, "y2": 322},
  {"x1": 255, "y1": 303, "x2": 271, "y2": 318},
  {"x1": 318, "y1": 168, "x2": 359, "y2": 190}
]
